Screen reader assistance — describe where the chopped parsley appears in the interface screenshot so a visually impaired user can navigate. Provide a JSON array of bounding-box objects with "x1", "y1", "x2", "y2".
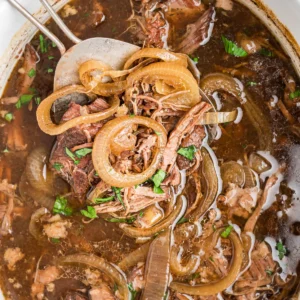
[
  {"x1": 81, "y1": 206, "x2": 98, "y2": 219},
  {"x1": 53, "y1": 196, "x2": 73, "y2": 216},
  {"x1": 35, "y1": 97, "x2": 41, "y2": 105},
  {"x1": 105, "y1": 216, "x2": 136, "y2": 224},
  {"x1": 39, "y1": 34, "x2": 48, "y2": 53},
  {"x1": 154, "y1": 131, "x2": 162, "y2": 136},
  {"x1": 221, "y1": 225, "x2": 233, "y2": 238},
  {"x1": 53, "y1": 162, "x2": 63, "y2": 171},
  {"x1": 128, "y1": 283, "x2": 137, "y2": 300},
  {"x1": 222, "y1": 35, "x2": 248, "y2": 57},
  {"x1": 112, "y1": 187, "x2": 125, "y2": 209},
  {"x1": 52, "y1": 41, "x2": 57, "y2": 48},
  {"x1": 28, "y1": 68, "x2": 36, "y2": 78},
  {"x1": 4, "y1": 113, "x2": 13, "y2": 122},
  {"x1": 50, "y1": 238, "x2": 60, "y2": 244},
  {"x1": 259, "y1": 48, "x2": 274, "y2": 57},
  {"x1": 65, "y1": 147, "x2": 80, "y2": 165},
  {"x1": 152, "y1": 169, "x2": 166, "y2": 187},
  {"x1": 151, "y1": 169, "x2": 166, "y2": 194},
  {"x1": 15, "y1": 94, "x2": 34, "y2": 109},
  {"x1": 177, "y1": 217, "x2": 189, "y2": 224},
  {"x1": 190, "y1": 272, "x2": 200, "y2": 280},
  {"x1": 75, "y1": 148, "x2": 92, "y2": 158},
  {"x1": 266, "y1": 269, "x2": 273, "y2": 276},
  {"x1": 290, "y1": 90, "x2": 300, "y2": 99},
  {"x1": 209, "y1": 256, "x2": 214, "y2": 262},
  {"x1": 94, "y1": 196, "x2": 115, "y2": 204},
  {"x1": 177, "y1": 145, "x2": 197, "y2": 161},
  {"x1": 47, "y1": 68, "x2": 54, "y2": 73},
  {"x1": 153, "y1": 186, "x2": 164, "y2": 194},
  {"x1": 129, "y1": 113, "x2": 135, "y2": 118},
  {"x1": 276, "y1": 241, "x2": 287, "y2": 260},
  {"x1": 48, "y1": 56, "x2": 55, "y2": 60},
  {"x1": 139, "y1": 211, "x2": 144, "y2": 217},
  {"x1": 247, "y1": 81, "x2": 257, "y2": 87}
]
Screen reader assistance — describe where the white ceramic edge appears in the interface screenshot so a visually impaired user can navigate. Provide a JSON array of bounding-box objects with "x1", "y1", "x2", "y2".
[
  {"x1": 0, "y1": 0, "x2": 299, "y2": 299},
  {"x1": 0, "y1": 0, "x2": 70, "y2": 97}
]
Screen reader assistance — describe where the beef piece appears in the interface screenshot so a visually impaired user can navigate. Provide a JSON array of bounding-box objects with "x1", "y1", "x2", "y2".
[
  {"x1": 176, "y1": 7, "x2": 215, "y2": 54},
  {"x1": 89, "y1": 285, "x2": 115, "y2": 300},
  {"x1": 162, "y1": 102, "x2": 211, "y2": 172},
  {"x1": 50, "y1": 99, "x2": 109, "y2": 199},
  {"x1": 4, "y1": 247, "x2": 25, "y2": 271},
  {"x1": 177, "y1": 125, "x2": 205, "y2": 170}
]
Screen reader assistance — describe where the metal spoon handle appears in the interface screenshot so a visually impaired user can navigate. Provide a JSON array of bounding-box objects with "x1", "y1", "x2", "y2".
[
  {"x1": 7, "y1": 0, "x2": 66, "y2": 55},
  {"x1": 39, "y1": 0, "x2": 82, "y2": 45}
]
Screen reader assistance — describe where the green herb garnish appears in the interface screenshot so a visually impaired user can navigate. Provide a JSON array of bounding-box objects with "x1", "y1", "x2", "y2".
[
  {"x1": 81, "y1": 206, "x2": 98, "y2": 219},
  {"x1": 15, "y1": 94, "x2": 34, "y2": 109},
  {"x1": 47, "y1": 68, "x2": 54, "y2": 73},
  {"x1": 190, "y1": 272, "x2": 200, "y2": 280},
  {"x1": 177, "y1": 217, "x2": 189, "y2": 224},
  {"x1": 222, "y1": 35, "x2": 248, "y2": 57},
  {"x1": 28, "y1": 68, "x2": 36, "y2": 78},
  {"x1": 3, "y1": 148, "x2": 9, "y2": 153},
  {"x1": 177, "y1": 145, "x2": 197, "y2": 161},
  {"x1": 290, "y1": 90, "x2": 300, "y2": 99},
  {"x1": 276, "y1": 241, "x2": 287, "y2": 260},
  {"x1": 75, "y1": 148, "x2": 92, "y2": 158},
  {"x1": 266, "y1": 269, "x2": 273, "y2": 276},
  {"x1": 153, "y1": 186, "x2": 164, "y2": 194},
  {"x1": 35, "y1": 97, "x2": 41, "y2": 105},
  {"x1": 50, "y1": 238, "x2": 60, "y2": 244},
  {"x1": 39, "y1": 35, "x2": 48, "y2": 53},
  {"x1": 128, "y1": 283, "x2": 137, "y2": 300},
  {"x1": 259, "y1": 48, "x2": 274, "y2": 57},
  {"x1": 53, "y1": 162, "x2": 63, "y2": 171},
  {"x1": 154, "y1": 131, "x2": 161, "y2": 136},
  {"x1": 221, "y1": 225, "x2": 233, "y2": 238},
  {"x1": 94, "y1": 196, "x2": 115, "y2": 204},
  {"x1": 52, "y1": 41, "x2": 57, "y2": 48},
  {"x1": 152, "y1": 169, "x2": 166, "y2": 187},
  {"x1": 112, "y1": 187, "x2": 125, "y2": 209},
  {"x1": 105, "y1": 216, "x2": 136, "y2": 224},
  {"x1": 48, "y1": 56, "x2": 55, "y2": 60},
  {"x1": 247, "y1": 81, "x2": 257, "y2": 87},
  {"x1": 65, "y1": 147, "x2": 80, "y2": 165},
  {"x1": 209, "y1": 256, "x2": 214, "y2": 262},
  {"x1": 139, "y1": 211, "x2": 144, "y2": 217},
  {"x1": 53, "y1": 196, "x2": 73, "y2": 216},
  {"x1": 4, "y1": 113, "x2": 13, "y2": 122}
]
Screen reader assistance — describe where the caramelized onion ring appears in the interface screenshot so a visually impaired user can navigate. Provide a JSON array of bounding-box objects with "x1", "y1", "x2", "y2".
[
  {"x1": 92, "y1": 116, "x2": 167, "y2": 187},
  {"x1": 120, "y1": 196, "x2": 184, "y2": 238},
  {"x1": 200, "y1": 73, "x2": 272, "y2": 151},
  {"x1": 170, "y1": 246, "x2": 200, "y2": 276},
  {"x1": 37, "y1": 85, "x2": 119, "y2": 135},
  {"x1": 170, "y1": 230, "x2": 243, "y2": 295},
  {"x1": 125, "y1": 62, "x2": 200, "y2": 109},
  {"x1": 58, "y1": 253, "x2": 130, "y2": 300},
  {"x1": 124, "y1": 48, "x2": 188, "y2": 69},
  {"x1": 190, "y1": 148, "x2": 218, "y2": 221},
  {"x1": 79, "y1": 60, "x2": 126, "y2": 96}
]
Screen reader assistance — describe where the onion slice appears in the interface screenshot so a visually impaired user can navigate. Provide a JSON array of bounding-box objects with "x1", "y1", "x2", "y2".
[
  {"x1": 57, "y1": 253, "x2": 130, "y2": 300},
  {"x1": 190, "y1": 148, "x2": 218, "y2": 221},
  {"x1": 170, "y1": 230, "x2": 243, "y2": 296},
  {"x1": 92, "y1": 116, "x2": 167, "y2": 187},
  {"x1": 200, "y1": 110, "x2": 237, "y2": 125},
  {"x1": 142, "y1": 229, "x2": 171, "y2": 300},
  {"x1": 36, "y1": 85, "x2": 120, "y2": 135},
  {"x1": 120, "y1": 196, "x2": 184, "y2": 238},
  {"x1": 125, "y1": 62, "x2": 200, "y2": 109},
  {"x1": 124, "y1": 48, "x2": 188, "y2": 69}
]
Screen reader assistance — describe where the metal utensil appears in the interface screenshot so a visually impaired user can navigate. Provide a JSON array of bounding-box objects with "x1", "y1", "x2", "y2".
[{"x1": 7, "y1": 0, "x2": 140, "y2": 91}]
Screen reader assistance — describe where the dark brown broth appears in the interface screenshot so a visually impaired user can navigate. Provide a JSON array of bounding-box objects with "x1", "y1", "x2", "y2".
[{"x1": 0, "y1": 0, "x2": 299, "y2": 298}]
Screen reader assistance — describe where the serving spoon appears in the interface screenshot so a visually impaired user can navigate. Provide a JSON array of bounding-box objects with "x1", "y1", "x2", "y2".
[{"x1": 7, "y1": 0, "x2": 140, "y2": 91}]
